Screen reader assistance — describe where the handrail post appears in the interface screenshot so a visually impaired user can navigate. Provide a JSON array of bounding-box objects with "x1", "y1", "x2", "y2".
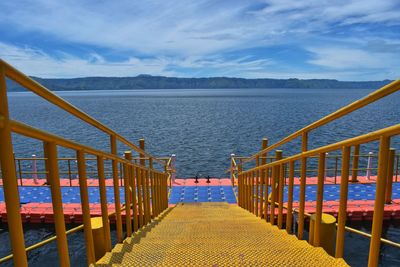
[
  {"x1": 385, "y1": 148, "x2": 395, "y2": 204},
  {"x1": 45, "y1": 141, "x2": 70, "y2": 267},
  {"x1": 366, "y1": 152, "x2": 373, "y2": 180},
  {"x1": 0, "y1": 63, "x2": 28, "y2": 266},
  {"x1": 278, "y1": 163, "x2": 285, "y2": 229},
  {"x1": 286, "y1": 161, "x2": 295, "y2": 234},
  {"x1": 230, "y1": 153, "x2": 235, "y2": 185},
  {"x1": 259, "y1": 138, "x2": 268, "y2": 217},
  {"x1": 298, "y1": 132, "x2": 308, "y2": 239},
  {"x1": 32, "y1": 154, "x2": 38, "y2": 183},
  {"x1": 314, "y1": 152, "x2": 326, "y2": 247},
  {"x1": 255, "y1": 156, "x2": 260, "y2": 216},
  {"x1": 43, "y1": 142, "x2": 51, "y2": 185},
  {"x1": 368, "y1": 136, "x2": 390, "y2": 267},
  {"x1": 124, "y1": 152, "x2": 132, "y2": 236},
  {"x1": 110, "y1": 135, "x2": 123, "y2": 242},
  {"x1": 351, "y1": 144, "x2": 360, "y2": 182},
  {"x1": 149, "y1": 157, "x2": 155, "y2": 218},
  {"x1": 171, "y1": 154, "x2": 176, "y2": 186},
  {"x1": 96, "y1": 155, "x2": 112, "y2": 252},
  {"x1": 77, "y1": 150, "x2": 96, "y2": 265},
  {"x1": 335, "y1": 146, "x2": 350, "y2": 258}
]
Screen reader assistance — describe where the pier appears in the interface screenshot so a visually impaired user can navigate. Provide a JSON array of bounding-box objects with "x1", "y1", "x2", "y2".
[{"x1": 1, "y1": 59, "x2": 400, "y2": 266}]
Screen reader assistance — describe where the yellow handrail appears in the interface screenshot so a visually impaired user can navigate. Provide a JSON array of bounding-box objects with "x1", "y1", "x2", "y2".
[
  {"x1": 0, "y1": 60, "x2": 171, "y2": 266},
  {"x1": 235, "y1": 81, "x2": 400, "y2": 267},
  {"x1": 242, "y1": 80, "x2": 400, "y2": 164},
  {"x1": 1, "y1": 59, "x2": 164, "y2": 166}
]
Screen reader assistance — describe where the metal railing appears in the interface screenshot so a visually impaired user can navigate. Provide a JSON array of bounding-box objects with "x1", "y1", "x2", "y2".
[
  {"x1": 229, "y1": 152, "x2": 399, "y2": 186},
  {"x1": 0, "y1": 59, "x2": 172, "y2": 266},
  {"x1": 234, "y1": 80, "x2": 400, "y2": 267}
]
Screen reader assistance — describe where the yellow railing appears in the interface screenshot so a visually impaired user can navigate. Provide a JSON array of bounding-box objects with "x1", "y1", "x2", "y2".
[
  {"x1": 0, "y1": 59, "x2": 171, "y2": 266},
  {"x1": 235, "y1": 80, "x2": 400, "y2": 267}
]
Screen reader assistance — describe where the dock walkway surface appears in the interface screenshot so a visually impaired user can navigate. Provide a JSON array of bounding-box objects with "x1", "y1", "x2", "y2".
[
  {"x1": 96, "y1": 202, "x2": 348, "y2": 266},
  {"x1": 0, "y1": 178, "x2": 399, "y2": 223}
]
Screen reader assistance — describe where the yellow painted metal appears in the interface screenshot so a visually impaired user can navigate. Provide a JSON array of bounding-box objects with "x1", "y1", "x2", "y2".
[
  {"x1": 368, "y1": 135, "x2": 390, "y2": 267},
  {"x1": 242, "y1": 79, "x2": 400, "y2": 164},
  {"x1": 1, "y1": 60, "x2": 164, "y2": 166},
  {"x1": 0, "y1": 225, "x2": 84, "y2": 264},
  {"x1": 0, "y1": 64, "x2": 28, "y2": 267},
  {"x1": 259, "y1": 138, "x2": 268, "y2": 217},
  {"x1": 43, "y1": 141, "x2": 51, "y2": 184},
  {"x1": 309, "y1": 213, "x2": 336, "y2": 256},
  {"x1": 314, "y1": 152, "x2": 326, "y2": 247},
  {"x1": 149, "y1": 158, "x2": 155, "y2": 218},
  {"x1": 91, "y1": 217, "x2": 106, "y2": 261},
  {"x1": 123, "y1": 161, "x2": 132, "y2": 236},
  {"x1": 77, "y1": 150, "x2": 96, "y2": 265},
  {"x1": 131, "y1": 167, "x2": 139, "y2": 231},
  {"x1": 144, "y1": 169, "x2": 151, "y2": 224},
  {"x1": 0, "y1": 60, "x2": 171, "y2": 266},
  {"x1": 385, "y1": 148, "x2": 395, "y2": 203},
  {"x1": 277, "y1": 163, "x2": 285, "y2": 229},
  {"x1": 286, "y1": 161, "x2": 295, "y2": 234},
  {"x1": 241, "y1": 124, "x2": 400, "y2": 174},
  {"x1": 298, "y1": 132, "x2": 308, "y2": 240},
  {"x1": 96, "y1": 155, "x2": 112, "y2": 252},
  {"x1": 110, "y1": 135, "x2": 123, "y2": 242},
  {"x1": 335, "y1": 146, "x2": 350, "y2": 258},
  {"x1": 97, "y1": 203, "x2": 348, "y2": 266},
  {"x1": 255, "y1": 155, "x2": 260, "y2": 217},
  {"x1": 270, "y1": 163, "x2": 276, "y2": 225},
  {"x1": 264, "y1": 166, "x2": 270, "y2": 222},
  {"x1": 137, "y1": 167, "x2": 144, "y2": 227},
  {"x1": 250, "y1": 170, "x2": 254, "y2": 214},
  {"x1": 45, "y1": 141, "x2": 70, "y2": 267},
  {"x1": 351, "y1": 144, "x2": 360, "y2": 182}
]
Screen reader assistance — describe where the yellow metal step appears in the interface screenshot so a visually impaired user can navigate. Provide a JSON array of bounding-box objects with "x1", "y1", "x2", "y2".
[{"x1": 97, "y1": 203, "x2": 348, "y2": 266}]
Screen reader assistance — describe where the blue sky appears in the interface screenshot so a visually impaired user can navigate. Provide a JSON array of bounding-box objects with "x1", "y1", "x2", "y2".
[{"x1": 0, "y1": 0, "x2": 399, "y2": 80}]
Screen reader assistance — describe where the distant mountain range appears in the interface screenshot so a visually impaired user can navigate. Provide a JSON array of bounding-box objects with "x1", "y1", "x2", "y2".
[{"x1": 6, "y1": 75, "x2": 393, "y2": 92}]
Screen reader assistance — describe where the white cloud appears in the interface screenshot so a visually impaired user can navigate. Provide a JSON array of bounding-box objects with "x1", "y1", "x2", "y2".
[{"x1": 0, "y1": 1, "x2": 399, "y2": 80}]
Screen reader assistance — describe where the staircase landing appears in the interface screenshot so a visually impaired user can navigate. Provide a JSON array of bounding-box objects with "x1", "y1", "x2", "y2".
[{"x1": 97, "y1": 203, "x2": 348, "y2": 266}]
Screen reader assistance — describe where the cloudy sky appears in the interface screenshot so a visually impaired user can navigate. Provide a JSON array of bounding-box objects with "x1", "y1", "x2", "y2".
[{"x1": 1, "y1": 0, "x2": 399, "y2": 80}]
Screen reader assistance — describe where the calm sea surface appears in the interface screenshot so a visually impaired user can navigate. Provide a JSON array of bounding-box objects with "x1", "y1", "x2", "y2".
[{"x1": 1, "y1": 88, "x2": 399, "y2": 266}]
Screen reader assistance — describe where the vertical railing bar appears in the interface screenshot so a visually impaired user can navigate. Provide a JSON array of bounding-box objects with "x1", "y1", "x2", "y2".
[
  {"x1": 0, "y1": 64, "x2": 28, "y2": 267},
  {"x1": 277, "y1": 163, "x2": 285, "y2": 229},
  {"x1": 145, "y1": 169, "x2": 151, "y2": 223},
  {"x1": 335, "y1": 146, "x2": 350, "y2": 258},
  {"x1": 385, "y1": 148, "x2": 395, "y2": 204},
  {"x1": 270, "y1": 164, "x2": 276, "y2": 225},
  {"x1": 77, "y1": 150, "x2": 95, "y2": 265},
  {"x1": 250, "y1": 170, "x2": 254, "y2": 214},
  {"x1": 314, "y1": 152, "x2": 326, "y2": 247},
  {"x1": 298, "y1": 131, "x2": 308, "y2": 239},
  {"x1": 264, "y1": 166, "x2": 269, "y2": 222},
  {"x1": 351, "y1": 145, "x2": 360, "y2": 182},
  {"x1": 255, "y1": 156, "x2": 260, "y2": 217},
  {"x1": 17, "y1": 158, "x2": 23, "y2": 186},
  {"x1": 286, "y1": 161, "x2": 295, "y2": 234},
  {"x1": 123, "y1": 161, "x2": 132, "y2": 236},
  {"x1": 149, "y1": 158, "x2": 155, "y2": 218},
  {"x1": 67, "y1": 159, "x2": 72, "y2": 186},
  {"x1": 45, "y1": 142, "x2": 70, "y2": 267},
  {"x1": 368, "y1": 135, "x2": 390, "y2": 267},
  {"x1": 97, "y1": 155, "x2": 112, "y2": 252},
  {"x1": 131, "y1": 164, "x2": 138, "y2": 232},
  {"x1": 110, "y1": 135, "x2": 123, "y2": 242},
  {"x1": 138, "y1": 167, "x2": 144, "y2": 226}
]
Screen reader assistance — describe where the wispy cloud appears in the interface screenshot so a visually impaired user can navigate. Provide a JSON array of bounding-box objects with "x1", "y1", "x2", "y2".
[{"x1": 0, "y1": 0, "x2": 399, "y2": 80}]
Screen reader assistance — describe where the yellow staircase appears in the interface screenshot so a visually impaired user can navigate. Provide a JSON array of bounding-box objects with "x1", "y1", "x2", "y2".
[{"x1": 97, "y1": 203, "x2": 348, "y2": 266}]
